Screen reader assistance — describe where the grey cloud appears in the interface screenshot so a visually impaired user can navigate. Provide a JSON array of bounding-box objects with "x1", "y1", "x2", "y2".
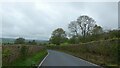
[{"x1": 1, "y1": 2, "x2": 118, "y2": 40}]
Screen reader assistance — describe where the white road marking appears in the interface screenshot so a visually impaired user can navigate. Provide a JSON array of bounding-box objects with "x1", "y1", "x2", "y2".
[{"x1": 38, "y1": 51, "x2": 49, "y2": 68}]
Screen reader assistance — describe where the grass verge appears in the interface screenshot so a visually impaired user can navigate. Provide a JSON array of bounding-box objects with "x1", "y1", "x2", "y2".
[
  {"x1": 12, "y1": 50, "x2": 47, "y2": 66},
  {"x1": 2, "y1": 50, "x2": 47, "y2": 68}
]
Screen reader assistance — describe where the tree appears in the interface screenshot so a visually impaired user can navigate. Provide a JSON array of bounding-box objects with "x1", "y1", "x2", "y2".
[
  {"x1": 28, "y1": 40, "x2": 37, "y2": 45},
  {"x1": 68, "y1": 35, "x2": 79, "y2": 44},
  {"x1": 68, "y1": 21, "x2": 78, "y2": 36},
  {"x1": 108, "y1": 30, "x2": 119, "y2": 39},
  {"x1": 92, "y1": 25, "x2": 103, "y2": 35},
  {"x1": 31, "y1": 40, "x2": 37, "y2": 45},
  {"x1": 14, "y1": 37, "x2": 25, "y2": 44},
  {"x1": 50, "y1": 28, "x2": 67, "y2": 45},
  {"x1": 77, "y1": 15, "x2": 96, "y2": 37}
]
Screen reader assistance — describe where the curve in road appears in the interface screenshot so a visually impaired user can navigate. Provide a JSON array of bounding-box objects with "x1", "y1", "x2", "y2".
[{"x1": 41, "y1": 50, "x2": 100, "y2": 67}]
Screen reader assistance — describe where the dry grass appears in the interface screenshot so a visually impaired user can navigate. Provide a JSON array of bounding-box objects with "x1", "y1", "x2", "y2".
[{"x1": 2, "y1": 45, "x2": 45, "y2": 66}]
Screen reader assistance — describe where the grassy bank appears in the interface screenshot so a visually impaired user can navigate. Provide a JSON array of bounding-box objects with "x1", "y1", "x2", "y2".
[
  {"x1": 11, "y1": 50, "x2": 47, "y2": 66},
  {"x1": 2, "y1": 45, "x2": 47, "y2": 67},
  {"x1": 47, "y1": 38, "x2": 119, "y2": 68}
]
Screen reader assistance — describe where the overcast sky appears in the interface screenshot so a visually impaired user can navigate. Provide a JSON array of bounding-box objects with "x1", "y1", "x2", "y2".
[{"x1": 1, "y1": 1, "x2": 118, "y2": 40}]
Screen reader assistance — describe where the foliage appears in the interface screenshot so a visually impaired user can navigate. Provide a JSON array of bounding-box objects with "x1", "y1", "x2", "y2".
[
  {"x1": 60, "y1": 42, "x2": 69, "y2": 46},
  {"x1": 49, "y1": 28, "x2": 68, "y2": 45},
  {"x1": 48, "y1": 38, "x2": 119, "y2": 67},
  {"x1": 107, "y1": 30, "x2": 119, "y2": 39},
  {"x1": 76, "y1": 15, "x2": 96, "y2": 37},
  {"x1": 68, "y1": 21, "x2": 78, "y2": 36},
  {"x1": 2, "y1": 45, "x2": 46, "y2": 66},
  {"x1": 67, "y1": 15, "x2": 106, "y2": 43},
  {"x1": 92, "y1": 25, "x2": 103, "y2": 35},
  {"x1": 68, "y1": 29, "x2": 119, "y2": 43},
  {"x1": 20, "y1": 45, "x2": 28, "y2": 59},
  {"x1": 68, "y1": 15, "x2": 96, "y2": 37},
  {"x1": 68, "y1": 35, "x2": 79, "y2": 44},
  {"x1": 2, "y1": 48, "x2": 11, "y2": 57},
  {"x1": 27, "y1": 40, "x2": 37, "y2": 45},
  {"x1": 2, "y1": 48, "x2": 11, "y2": 65},
  {"x1": 14, "y1": 38, "x2": 25, "y2": 44},
  {"x1": 11, "y1": 50, "x2": 47, "y2": 66},
  {"x1": 48, "y1": 44, "x2": 56, "y2": 46}
]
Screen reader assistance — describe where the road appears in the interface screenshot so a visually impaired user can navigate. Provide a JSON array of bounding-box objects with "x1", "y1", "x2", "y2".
[{"x1": 41, "y1": 50, "x2": 100, "y2": 67}]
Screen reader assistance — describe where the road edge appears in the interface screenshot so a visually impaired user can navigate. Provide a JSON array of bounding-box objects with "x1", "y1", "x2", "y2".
[
  {"x1": 38, "y1": 51, "x2": 49, "y2": 68},
  {"x1": 54, "y1": 50, "x2": 100, "y2": 67},
  {"x1": 79, "y1": 58, "x2": 99, "y2": 66}
]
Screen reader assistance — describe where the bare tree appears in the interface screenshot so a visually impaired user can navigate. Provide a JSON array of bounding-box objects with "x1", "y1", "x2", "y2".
[
  {"x1": 68, "y1": 21, "x2": 78, "y2": 36},
  {"x1": 76, "y1": 15, "x2": 96, "y2": 37}
]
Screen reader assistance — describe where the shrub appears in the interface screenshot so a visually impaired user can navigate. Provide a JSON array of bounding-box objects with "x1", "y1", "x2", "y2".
[
  {"x1": 2, "y1": 45, "x2": 46, "y2": 66},
  {"x1": 20, "y1": 45, "x2": 28, "y2": 59},
  {"x1": 60, "y1": 42, "x2": 69, "y2": 46},
  {"x1": 14, "y1": 38, "x2": 25, "y2": 44}
]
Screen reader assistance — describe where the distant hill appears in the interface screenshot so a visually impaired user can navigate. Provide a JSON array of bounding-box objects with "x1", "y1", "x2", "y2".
[
  {"x1": 0, "y1": 38, "x2": 15, "y2": 44},
  {"x1": 26, "y1": 39, "x2": 49, "y2": 44},
  {"x1": 0, "y1": 38, "x2": 49, "y2": 44}
]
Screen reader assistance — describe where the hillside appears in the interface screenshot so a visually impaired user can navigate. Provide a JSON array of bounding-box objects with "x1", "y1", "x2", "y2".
[
  {"x1": 0, "y1": 38, "x2": 15, "y2": 44},
  {"x1": 0, "y1": 38, "x2": 49, "y2": 44}
]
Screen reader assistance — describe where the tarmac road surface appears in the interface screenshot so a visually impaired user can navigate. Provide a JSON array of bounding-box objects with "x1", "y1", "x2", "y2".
[{"x1": 41, "y1": 50, "x2": 100, "y2": 67}]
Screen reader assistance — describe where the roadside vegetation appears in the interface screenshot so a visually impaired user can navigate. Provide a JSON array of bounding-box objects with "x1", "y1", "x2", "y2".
[
  {"x1": 11, "y1": 49, "x2": 47, "y2": 66},
  {"x1": 48, "y1": 15, "x2": 119, "y2": 67},
  {"x1": 48, "y1": 38, "x2": 119, "y2": 67},
  {"x1": 2, "y1": 15, "x2": 119, "y2": 67},
  {"x1": 2, "y1": 38, "x2": 48, "y2": 67}
]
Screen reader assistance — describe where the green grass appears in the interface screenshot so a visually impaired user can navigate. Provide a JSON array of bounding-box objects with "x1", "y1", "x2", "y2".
[{"x1": 10, "y1": 50, "x2": 47, "y2": 66}]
